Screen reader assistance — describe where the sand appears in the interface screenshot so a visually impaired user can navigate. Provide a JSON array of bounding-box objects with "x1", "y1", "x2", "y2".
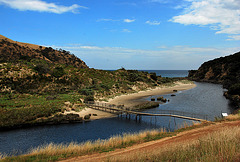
[
  {"x1": 66, "y1": 82, "x2": 196, "y2": 120},
  {"x1": 108, "y1": 82, "x2": 196, "y2": 107},
  {"x1": 64, "y1": 108, "x2": 116, "y2": 120}
]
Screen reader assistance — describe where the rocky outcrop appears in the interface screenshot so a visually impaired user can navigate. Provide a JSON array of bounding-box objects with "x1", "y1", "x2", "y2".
[{"x1": 188, "y1": 51, "x2": 240, "y2": 87}]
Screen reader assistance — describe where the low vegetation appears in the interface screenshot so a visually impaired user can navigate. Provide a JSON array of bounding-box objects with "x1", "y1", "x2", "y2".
[
  {"x1": 132, "y1": 101, "x2": 160, "y2": 111},
  {"x1": 0, "y1": 93, "x2": 84, "y2": 130}
]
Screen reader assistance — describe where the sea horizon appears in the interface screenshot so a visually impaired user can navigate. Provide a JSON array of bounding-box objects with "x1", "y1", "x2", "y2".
[{"x1": 104, "y1": 69, "x2": 190, "y2": 78}]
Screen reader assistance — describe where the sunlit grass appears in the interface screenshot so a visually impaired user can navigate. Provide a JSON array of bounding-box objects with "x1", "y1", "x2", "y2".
[
  {"x1": 225, "y1": 114, "x2": 240, "y2": 121},
  {"x1": 108, "y1": 126, "x2": 240, "y2": 162}
]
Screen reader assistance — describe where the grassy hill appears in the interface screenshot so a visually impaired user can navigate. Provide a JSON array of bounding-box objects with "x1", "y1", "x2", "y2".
[{"x1": 0, "y1": 35, "x2": 176, "y2": 130}]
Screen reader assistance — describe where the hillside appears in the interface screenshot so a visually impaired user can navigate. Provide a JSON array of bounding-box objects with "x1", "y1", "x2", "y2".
[
  {"x1": 0, "y1": 35, "x2": 88, "y2": 69},
  {"x1": 188, "y1": 51, "x2": 240, "y2": 107},
  {"x1": 0, "y1": 35, "x2": 177, "y2": 130}
]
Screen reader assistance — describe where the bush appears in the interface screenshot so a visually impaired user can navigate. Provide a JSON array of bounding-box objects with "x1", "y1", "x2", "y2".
[
  {"x1": 84, "y1": 96, "x2": 94, "y2": 103},
  {"x1": 79, "y1": 89, "x2": 94, "y2": 96},
  {"x1": 52, "y1": 67, "x2": 65, "y2": 78},
  {"x1": 34, "y1": 64, "x2": 50, "y2": 74},
  {"x1": 228, "y1": 83, "x2": 240, "y2": 95},
  {"x1": 150, "y1": 73, "x2": 157, "y2": 81}
]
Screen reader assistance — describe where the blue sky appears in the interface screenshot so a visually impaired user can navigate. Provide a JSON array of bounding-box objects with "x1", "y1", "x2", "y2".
[{"x1": 1, "y1": 0, "x2": 240, "y2": 70}]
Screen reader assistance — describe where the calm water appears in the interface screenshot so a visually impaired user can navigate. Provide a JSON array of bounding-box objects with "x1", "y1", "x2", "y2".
[{"x1": 0, "y1": 82, "x2": 235, "y2": 155}]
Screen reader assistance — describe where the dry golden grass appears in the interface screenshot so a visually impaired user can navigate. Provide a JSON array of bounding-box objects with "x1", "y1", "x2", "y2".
[
  {"x1": 107, "y1": 126, "x2": 240, "y2": 162},
  {"x1": 25, "y1": 129, "x2": 165, "y2": 158},
  {"x1": 0, "y1": 34, "x2": 41, "y2": 49},
  {"x1": 226, "y1": 114, "x2": 240, "y2": 121},
  {"x1": 0, "y1": 153, "x2": 6, "y2": 160}
]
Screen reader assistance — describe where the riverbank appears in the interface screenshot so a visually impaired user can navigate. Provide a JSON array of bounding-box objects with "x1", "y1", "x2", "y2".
[
  {"x1": 73, "y1": 81, "x2": 196, "y2": 120},
  {"x1": 2, "y1": 115, "x2": 239, "y2": 161},
  {"x1": 108, "y1": 81, "x2": 196, "y2": 107}
]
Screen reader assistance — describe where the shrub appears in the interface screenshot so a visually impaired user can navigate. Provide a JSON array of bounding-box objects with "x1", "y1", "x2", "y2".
[
  {"x1": 84, "y1": 96, "x2": 94, "y2": 103},
  {"x1": 34, "y1": 64, "x2": 50, "y2": 75},
  {"x1": 79, "y1": 89, "x2": 94, "y2": 96},
  {"x1": 228, "y1": 83, "x2": 240, "y2": 95},
  {"x1": 52, "y1": 67, "x2": 65, "y2": 78},
  {"x1": 150, "y1": 73, "x2": 157, "y2": 81}
]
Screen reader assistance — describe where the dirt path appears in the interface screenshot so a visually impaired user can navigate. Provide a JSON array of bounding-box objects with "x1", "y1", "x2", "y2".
[{"x1": 60, "y1": 120, "x2": 240, "y2": 162}]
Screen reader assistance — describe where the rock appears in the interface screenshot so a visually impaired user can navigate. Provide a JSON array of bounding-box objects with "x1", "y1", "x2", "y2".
[
  {"x1": 64, "y1": 101, "x2": 71, "y2": 106},
  {"x1": 157, "y1": 97, "x2": 167, "y2": 103},
  {"x1": 151, "y1": 98, "x2": 155, "y2": 101}
]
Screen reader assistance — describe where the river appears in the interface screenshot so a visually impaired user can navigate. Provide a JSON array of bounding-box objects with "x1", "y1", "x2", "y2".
[{"x1": 0, "y1": 81, "x2": 235, "y2": 155}]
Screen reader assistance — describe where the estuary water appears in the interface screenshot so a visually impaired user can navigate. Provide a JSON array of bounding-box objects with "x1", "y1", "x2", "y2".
[{"x1": 0, "y1": 71, "x2": 235, "y2": 155}]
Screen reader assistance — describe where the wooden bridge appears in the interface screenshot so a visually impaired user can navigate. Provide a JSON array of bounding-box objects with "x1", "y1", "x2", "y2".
[{"x1": 86, "y1": 102, "x2": 208, "y2": 122}]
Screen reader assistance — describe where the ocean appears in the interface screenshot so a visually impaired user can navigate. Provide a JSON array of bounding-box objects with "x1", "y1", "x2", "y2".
[
  {"x1": 106, "y1": 70, "x2": 189, "y2": 78},
  {"x1": 139, "y1": 70, "x2": 189, "y2": 78}
]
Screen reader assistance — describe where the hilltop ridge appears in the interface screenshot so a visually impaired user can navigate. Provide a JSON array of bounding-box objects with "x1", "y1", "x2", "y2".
[{"x1": 0, "y1": 34, "x2": 88, "y2": 69}]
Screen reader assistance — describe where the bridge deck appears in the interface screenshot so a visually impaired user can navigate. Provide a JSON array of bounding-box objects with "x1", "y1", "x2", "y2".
[{"x1": 86, "y1": 103, "x2": 207, "y2": 122}]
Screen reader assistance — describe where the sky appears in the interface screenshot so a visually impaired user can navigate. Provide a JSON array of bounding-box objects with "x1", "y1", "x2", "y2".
[{"x1": 0, "y1": 0, "x2": 240, "y2": 70}]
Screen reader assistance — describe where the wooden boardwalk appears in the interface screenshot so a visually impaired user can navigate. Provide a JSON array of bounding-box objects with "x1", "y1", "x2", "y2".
[{"x1": 86, "y1": 102, "x2": 208, "y2": 122}]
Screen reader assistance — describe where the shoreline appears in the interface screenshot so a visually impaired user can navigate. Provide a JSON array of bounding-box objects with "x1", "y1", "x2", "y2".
[
  {"x1": 80, "y1": 82, "x2": 196, "y2": 120},
  {"x1": 0, "y1": 82, "x2": 196, "y2": 131},
  {"x1": 108, "y1": 81, "x2": 196, "y2": 107}
]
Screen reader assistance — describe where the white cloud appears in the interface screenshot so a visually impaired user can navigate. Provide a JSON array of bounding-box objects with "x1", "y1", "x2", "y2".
[
  {"x1": 0, "y1": 0, "x2": 87, "y2": 14},
  {"x1": 97, "y1": 18, "x2": 135, "y2": 23},
  {"x1": 227, "y1": 35, "x2": 240, "y2": 41},
  {"x1": 97, "y1": 18, "x2": 119, "y2": 22},
  {"x1": 52, "y1": 44, "x2": 240, "y2": 70},
  {"x1": 170, "y1": 0, "x2": 240, "y2": 40},
  {"x1": 122, "y1": 29, "x2": 131, "y2": 33},
  {"x1": 146, "y1": 20, "x2": 161, "y2": 25},
  {"x1": 123, "y1": 19, "x2": 135, "y2": 23}
]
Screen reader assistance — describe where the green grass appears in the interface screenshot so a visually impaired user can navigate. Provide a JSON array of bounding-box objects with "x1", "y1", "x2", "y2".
[
  {"x1": 0, "y1": 93, "x2": 84, "y2": 129},
  {"x1": 0, "y1": 93, "x2": 82, "y2": 109}
]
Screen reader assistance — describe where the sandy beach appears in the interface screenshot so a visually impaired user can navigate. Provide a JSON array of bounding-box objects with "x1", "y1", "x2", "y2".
[
  {"x1": 108, "y1": 82, "x2": 196, "y2": 107},
  {"x1": 67, "y1": 82, "x2": 196, "y2": 120}
]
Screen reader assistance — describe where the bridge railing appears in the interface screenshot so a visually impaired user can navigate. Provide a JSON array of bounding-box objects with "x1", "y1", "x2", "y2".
[
  {"x1": 86, "y1": 101, "x2": 208, "y2": 120},
  {"x1": 146, "y1": 109, "x2": 208, "y2": 120}
]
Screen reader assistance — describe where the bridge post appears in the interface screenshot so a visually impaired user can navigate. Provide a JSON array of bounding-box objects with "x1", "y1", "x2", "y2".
[{"x1": 174, "y1": 117, "x2": 176, "y2": 130}]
